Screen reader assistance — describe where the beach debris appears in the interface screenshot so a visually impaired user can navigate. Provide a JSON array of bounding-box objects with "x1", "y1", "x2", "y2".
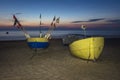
[{"x1": 62, "y1": 34, "x2": 80, "y2": 45}]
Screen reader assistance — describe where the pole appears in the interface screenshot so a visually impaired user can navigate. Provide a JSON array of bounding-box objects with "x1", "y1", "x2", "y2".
[
  {"x1": 39, "y1": 14, "x2": 42, "y2": 37},
  {"x1": 81, "y1": 25, "x2": 86, "y2": 38}
]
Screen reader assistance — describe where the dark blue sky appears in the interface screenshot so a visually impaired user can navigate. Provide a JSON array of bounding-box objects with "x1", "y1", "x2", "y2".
[{"x1": 0, "y1": 0, "x2": 120, "y2": 30}]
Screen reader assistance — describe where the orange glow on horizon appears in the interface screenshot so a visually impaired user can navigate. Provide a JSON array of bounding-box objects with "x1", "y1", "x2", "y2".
[{"x1": 0, "y1": 19, "x2": 119, "y2": 29}]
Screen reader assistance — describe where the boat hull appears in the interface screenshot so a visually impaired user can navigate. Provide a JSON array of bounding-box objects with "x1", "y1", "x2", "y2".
[
  {"x1": 69, "y1": 37, "x2": 104, "y2": 60},
  {"x1": 27, "y1": 38, "x2": 49, "y2": 48}
]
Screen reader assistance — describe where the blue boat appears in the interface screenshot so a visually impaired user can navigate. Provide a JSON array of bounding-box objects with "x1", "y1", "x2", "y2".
[
  {"x1": 27, "y1": 37, "x2": 49, "y2": 48},
  {"x1": 13, "y1": 14, "x2": 59, "y2": 49}
]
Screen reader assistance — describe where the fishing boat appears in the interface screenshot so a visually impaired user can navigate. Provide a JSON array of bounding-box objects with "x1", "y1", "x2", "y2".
[
  {"x1": 13, "y1": 14, "x2": 60, "y2": 49},
  {"x1": 69, "y1": 37, "x2": 104, "y2": 60},
  {"x1": 27, "y1": 37, "x2": 49, "y2": 49},
  {"x1": 62, "y1": 34, "x2": 80, "y2": 46}
]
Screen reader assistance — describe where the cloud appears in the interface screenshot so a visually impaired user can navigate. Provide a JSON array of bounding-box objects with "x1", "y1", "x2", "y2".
[
  {"x1": 71, "y1": 18, "x2": 120, "y2": 24},
  {"x1": 106, "y1": 19, "x2": 120, "y2": 23},
  {"x1": 88, "y1": 18, "x2": 105, "y2": 22},
  {"x1": 71, "y1": 21, "x2": 84, "y2": 23},
  {"x1": 71, "y1": 18, "x2": 105, "y2": 23}
]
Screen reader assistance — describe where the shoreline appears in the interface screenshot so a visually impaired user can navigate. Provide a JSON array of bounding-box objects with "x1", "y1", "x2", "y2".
[{"x1": 0, "y1": 37, "x2": 120, "y2": 41}]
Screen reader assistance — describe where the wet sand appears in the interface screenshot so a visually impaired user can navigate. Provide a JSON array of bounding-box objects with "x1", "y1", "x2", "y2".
[{"x1": 0, "y1": 38, "x2": 120, "y2": 80}]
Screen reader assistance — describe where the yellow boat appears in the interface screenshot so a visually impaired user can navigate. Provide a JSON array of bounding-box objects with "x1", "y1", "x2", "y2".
[
  {"x1": 27, "y1": 37, "x2": 49, "y2": 49},
  {"x1": 69, "y1": 37, "x2": 104, "y2": 60}
]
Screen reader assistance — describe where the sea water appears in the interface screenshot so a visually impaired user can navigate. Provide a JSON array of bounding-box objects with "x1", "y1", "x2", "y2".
[{"x1": 0, "y1": 29, "x2": 120, "y2": 41}]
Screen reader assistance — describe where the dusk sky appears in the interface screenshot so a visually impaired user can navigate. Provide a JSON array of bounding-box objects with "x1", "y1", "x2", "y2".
[{"x1": 0, "y1": 0, "x2": 120, "y2": 30}]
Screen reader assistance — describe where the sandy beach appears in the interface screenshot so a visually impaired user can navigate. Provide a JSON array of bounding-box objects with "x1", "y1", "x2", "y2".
[{"x1": 0, "y1": 38, "x2": 120, "y2": 80}]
